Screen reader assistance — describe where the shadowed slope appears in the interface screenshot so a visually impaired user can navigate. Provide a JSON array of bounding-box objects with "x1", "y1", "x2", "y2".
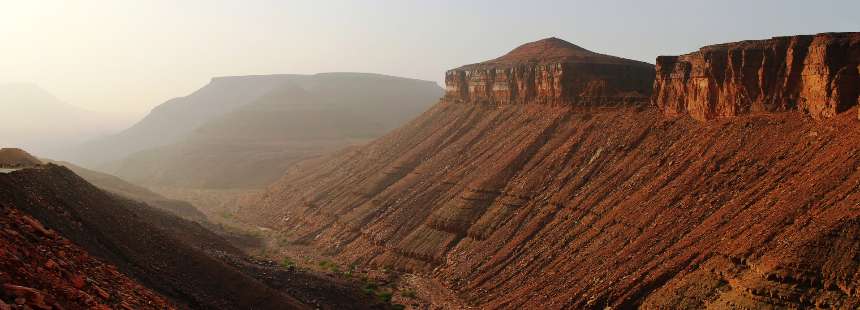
[{"x1": 47, "y1": 159, "x2": 208, "y2": 222}]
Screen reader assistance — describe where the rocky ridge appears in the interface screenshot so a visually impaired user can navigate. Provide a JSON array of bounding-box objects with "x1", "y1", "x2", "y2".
[{"x1": 653, "y1": 32, "x2": 860, "y2": 121}]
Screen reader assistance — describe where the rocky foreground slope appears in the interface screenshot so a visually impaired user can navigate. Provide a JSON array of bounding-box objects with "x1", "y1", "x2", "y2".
[
  {"x1": 0, "y1": 165, "x2": 306, "y2": 309},
  {"x1": 0, "y1": 206, "x2": 172, "y2": 309},
  {"x1": 0, "y1": 159, "x2": 393, "y2": 309},
  {"x1": 240, "y1": 35, "x2": 860, "y2": 309}
]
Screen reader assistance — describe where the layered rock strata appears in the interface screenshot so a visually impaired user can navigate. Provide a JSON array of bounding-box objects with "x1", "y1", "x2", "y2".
[
  {"x1": 445, "y1": 37, "x2": 655, "y2": 105},
  {"x1": 653, "y1": 32, "x2": 860, "y2": 121}
]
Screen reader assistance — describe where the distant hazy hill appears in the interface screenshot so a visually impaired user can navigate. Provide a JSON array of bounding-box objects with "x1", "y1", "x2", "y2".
[
  {"x1": 110, "y1": 72, "x2": 442, "y2": 188},
  {"x1": 69, "y1": 75, "x2": 305, "y2": 166},
  {"x1": 0, "y1": 83, "x2": 116, "y2": 158}
]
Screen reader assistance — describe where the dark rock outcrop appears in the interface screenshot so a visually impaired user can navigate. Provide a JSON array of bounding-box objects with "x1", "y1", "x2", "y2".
[
  {"x1": 445, "y1": 37, "x2": 654, "y2": 105},
  {"x1": 653, "y1": 32, "x2": 860, "y2": 121}
]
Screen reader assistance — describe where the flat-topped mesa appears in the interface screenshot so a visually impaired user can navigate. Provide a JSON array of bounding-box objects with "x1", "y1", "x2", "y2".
[
  {"x1": 445, "y1": 37, "x2": 655, "y2": 105},
  {"x1": 653, "y1": 32, "x2": 860, "y2": 121}
]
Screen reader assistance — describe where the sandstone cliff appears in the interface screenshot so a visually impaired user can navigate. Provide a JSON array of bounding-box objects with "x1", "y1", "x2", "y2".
[
  {"x1": 445, "y1": 37, "x2": 654, "y2": 105},
  {"x1": 653, "y1": 32, "x2": 860, "y2": 121}
]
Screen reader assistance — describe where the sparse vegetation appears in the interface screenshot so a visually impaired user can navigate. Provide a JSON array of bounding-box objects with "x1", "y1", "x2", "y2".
[
  {"x1": 362, "y1": 282, "x2": 378, "y2": 295},
  {"x1": 277, "y1": 236, "x2": 291, "y2": 247},
  {"x1": 357, "y1": 276, "x2": 401, "y2": 306},
  {"x1": 376, "y1": 291, "x2": 393, "y2": 303},
  {"x1": 318, "y1": 259, "x2": 340, "y2": 272},
  {"x1": 281, "y1": 257, "x2": 295, "y2": 269}
]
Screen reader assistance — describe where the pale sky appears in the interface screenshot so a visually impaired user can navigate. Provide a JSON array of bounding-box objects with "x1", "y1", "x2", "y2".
[{"x1": 1, "y1": 0, "x2": 858, "y2": 123}]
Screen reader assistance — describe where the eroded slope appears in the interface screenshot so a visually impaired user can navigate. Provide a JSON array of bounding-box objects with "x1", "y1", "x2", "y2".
[
  {"x1": 241, "y1": 36, "x2": 860, "y2": 308},
  {"x1": 244, "y1": 99, "x2": 860, "y2": 308}
]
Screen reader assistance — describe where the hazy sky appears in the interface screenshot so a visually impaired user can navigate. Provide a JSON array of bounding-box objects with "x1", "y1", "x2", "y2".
[{"x1": 1, "y1": 0, "x2": 858, "y2": 122}]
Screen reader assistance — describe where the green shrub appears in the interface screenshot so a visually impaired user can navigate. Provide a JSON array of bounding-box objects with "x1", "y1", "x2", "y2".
[{"x1": 362, "y1": 283, "x2": 377, "y2": 295}]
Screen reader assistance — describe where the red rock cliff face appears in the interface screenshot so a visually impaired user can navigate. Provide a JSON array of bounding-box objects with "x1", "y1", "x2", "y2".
[
  {"x1": 654, "y1": 32, "x2": 860, "y2": 121},
  {"x1": 445, "y1": 37, "x2": 655, "y2": 105}
]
